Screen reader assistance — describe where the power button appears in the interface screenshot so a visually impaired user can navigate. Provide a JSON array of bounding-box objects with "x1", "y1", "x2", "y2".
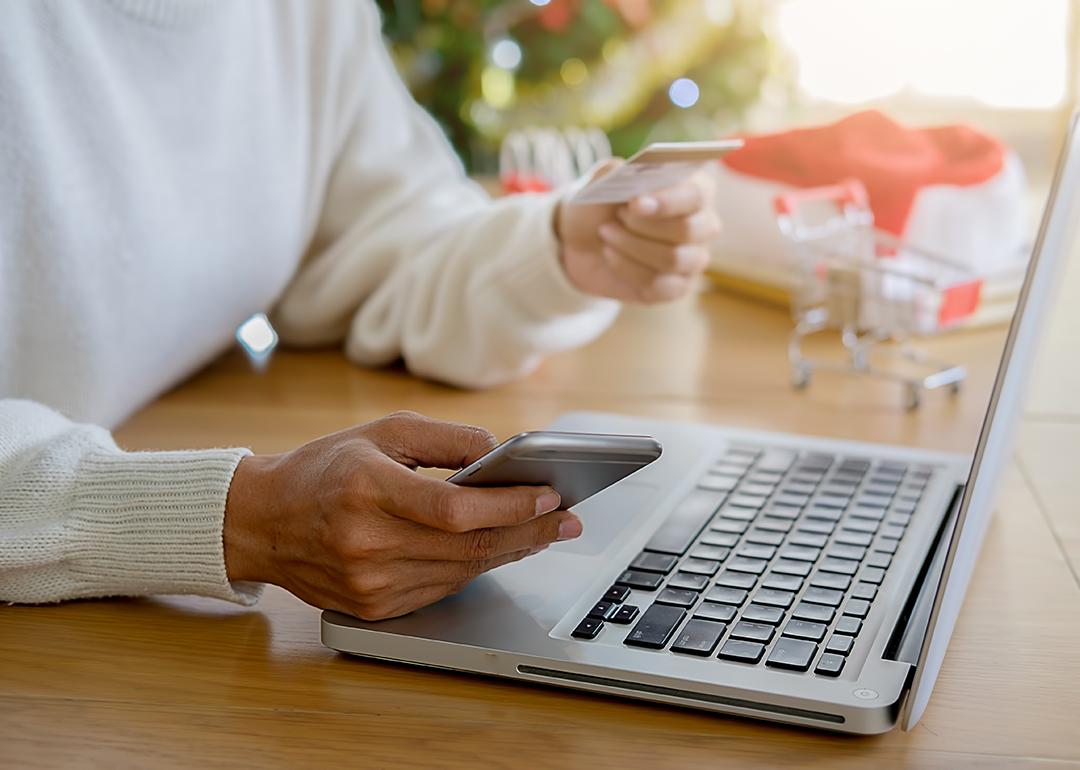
[{"x1": 853, "y1": 688, "x2": 879, "y2": 700}]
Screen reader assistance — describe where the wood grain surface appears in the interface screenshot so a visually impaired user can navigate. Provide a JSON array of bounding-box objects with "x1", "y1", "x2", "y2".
[{"x1": 2, "y1": 285, "x2": 1078, "y2": 769}]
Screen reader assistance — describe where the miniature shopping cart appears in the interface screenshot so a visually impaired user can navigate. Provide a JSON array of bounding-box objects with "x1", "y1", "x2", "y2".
[{"x1": 774, "y1": 180, "x2": 983, "y2": 409}]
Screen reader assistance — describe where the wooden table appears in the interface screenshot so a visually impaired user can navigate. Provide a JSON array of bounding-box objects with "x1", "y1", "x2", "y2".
[{"x1": 3, "y1": 267, "x2": 1079, "y2": 768}]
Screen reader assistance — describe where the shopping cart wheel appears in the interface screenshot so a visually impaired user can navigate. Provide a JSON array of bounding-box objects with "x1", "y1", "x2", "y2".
[
  {"x1": 904, "y1": 385, "x2": 921, "y2": 410},
  {"x1": 792, "y1": 366, "x2": 811, "y2": 390}
]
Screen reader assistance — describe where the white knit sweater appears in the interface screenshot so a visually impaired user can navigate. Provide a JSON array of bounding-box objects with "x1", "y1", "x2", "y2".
[{"x1": 0, "y1": 0, "x2": 619, "y2": 604}]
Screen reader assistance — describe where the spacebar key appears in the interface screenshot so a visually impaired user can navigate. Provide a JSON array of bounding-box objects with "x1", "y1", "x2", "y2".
[{"x1": 645, "y1": 489, "x2": 727, "y2": 555}]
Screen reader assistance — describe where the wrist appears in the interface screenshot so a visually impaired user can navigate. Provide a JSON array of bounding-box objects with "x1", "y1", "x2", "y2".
[{"x1": 223, "y1": 453, "x2": 280, "y2": 584}]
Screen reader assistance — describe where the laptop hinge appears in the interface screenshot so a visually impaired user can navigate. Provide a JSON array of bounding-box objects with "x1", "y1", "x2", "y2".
[{"x1": 884, "y1": 484, "x2": 964, "y2": 666}]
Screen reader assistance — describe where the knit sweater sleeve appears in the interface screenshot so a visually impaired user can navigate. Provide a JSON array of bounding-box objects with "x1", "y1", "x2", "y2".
[
  {"x1": 0, "y1": 399, "x2": 261, "y2": 605},
  {"x1": 270, "y1": 1, "x2": 620, "y2": 389}
]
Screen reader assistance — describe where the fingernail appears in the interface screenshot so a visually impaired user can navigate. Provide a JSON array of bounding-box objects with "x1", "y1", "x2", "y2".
[
  {"x1": 557, "y1": 517, "x2": 583, "y2": 541},
  {"x1": 535, "y1": 489, "x2": 561, "y2": 515},
  {"x1": 634, "y1": 195, "x2": 659, "y2": 215},
  {"x1": 598, "y1": 223, "x2": 617, "y2": 241}
]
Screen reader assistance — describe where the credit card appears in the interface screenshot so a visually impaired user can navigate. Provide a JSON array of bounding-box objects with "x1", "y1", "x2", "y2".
[{"x1": 571, "y1": 140, "x2": 743, "y2": 205}]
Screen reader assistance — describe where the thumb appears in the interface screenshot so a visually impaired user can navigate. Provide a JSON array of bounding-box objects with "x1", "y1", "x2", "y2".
[
  {"x1": 587, "y1": 157, "x2": 623, "y2": 183},
  {"x1": 364, "y1": 411, "x2": 497, "y2": 470}
]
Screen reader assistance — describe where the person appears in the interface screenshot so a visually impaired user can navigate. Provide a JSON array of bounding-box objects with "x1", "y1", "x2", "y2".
[{"x1": 0, "y1": 0, "x2": 718, "y2": 619}]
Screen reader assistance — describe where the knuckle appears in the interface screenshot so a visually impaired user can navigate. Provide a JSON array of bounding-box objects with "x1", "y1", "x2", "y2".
[
  {"x1": 432, "y1": 490, "x2": 468, "y2": 532},
  {"x1": 348, "y1": 571, "x2": 392, "y2": 599},
  {"x1": 465, "y1": 527, "x2": 500, "y2": 560}
]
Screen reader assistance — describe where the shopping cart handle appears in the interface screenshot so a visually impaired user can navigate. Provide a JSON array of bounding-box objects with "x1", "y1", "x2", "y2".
[{"x1": 773, "y1": 178, "x2": 870, "y2": 215}]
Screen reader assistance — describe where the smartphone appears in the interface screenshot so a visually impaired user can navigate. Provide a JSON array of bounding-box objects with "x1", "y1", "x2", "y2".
[
  {"x1": 571, "y1": 139, "x2": 744, "y2": 205},
  {"x1": 447, "y1": 431, "x2": 662, "y2": 509}
]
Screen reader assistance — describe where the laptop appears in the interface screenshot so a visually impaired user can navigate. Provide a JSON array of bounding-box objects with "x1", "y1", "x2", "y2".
[{"x1": 321, "y1": 118, "x2": 1079, "y2": 734}]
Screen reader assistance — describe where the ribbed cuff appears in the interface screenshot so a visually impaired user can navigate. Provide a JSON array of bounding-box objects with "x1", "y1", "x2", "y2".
[
  {"x1": 487, "y1": 191, "x2": 622, "y2": 324},
  {"x1": 67, "y1": 447, "x2": 262, "y2": 605}
]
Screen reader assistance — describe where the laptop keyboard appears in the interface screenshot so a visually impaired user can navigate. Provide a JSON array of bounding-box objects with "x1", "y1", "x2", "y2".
[{"x1": 570, "y1": 445, "x2": 933, "y2": 677}]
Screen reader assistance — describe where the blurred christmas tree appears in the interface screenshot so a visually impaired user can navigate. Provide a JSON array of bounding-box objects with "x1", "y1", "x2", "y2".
[{"x1": 377, "y1": 0, "x2": 789, "y2": 172}]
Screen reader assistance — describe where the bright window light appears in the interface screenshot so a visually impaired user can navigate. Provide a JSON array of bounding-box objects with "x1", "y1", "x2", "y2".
[{"x1": 776, "y1": 0, "x2": 1069, "y2": 108}]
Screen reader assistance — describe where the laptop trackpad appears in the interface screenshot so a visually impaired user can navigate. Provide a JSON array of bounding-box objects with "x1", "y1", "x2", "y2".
[{"x1": 550, "y1": 479, "x2": 660, "y2": 556}]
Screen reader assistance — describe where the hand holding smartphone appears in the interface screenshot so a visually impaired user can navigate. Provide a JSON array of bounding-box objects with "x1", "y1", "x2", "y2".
[{"x1": 448, "y1": 431, "x2": 662, "y2": 509}]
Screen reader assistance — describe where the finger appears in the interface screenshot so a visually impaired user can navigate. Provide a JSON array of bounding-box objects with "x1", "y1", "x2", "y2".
[
  {"x1": 403, "y1": 509, "x2": 581, "y2": 561},
  {"x1": 598, "y1": 222, "x2": 710, "y2": 275},
  {"x1": 630, "y1": 182, "x2": 704, "y2": 219},
  {"x1": 363, "y1": 410, "x2": 497, "y2": 469},
  {"x1": 599, "y1": 246, "x2": 693, "y2": 303},
  {"x1": 355, "y1": 549, "x2": 535, "y2": 620},
  {"x1": 379, "y1": 461, "x2": 562, "y2": 532},
  {"x1": 616, "y1": 207, "x2": 721, "y2": 246}
]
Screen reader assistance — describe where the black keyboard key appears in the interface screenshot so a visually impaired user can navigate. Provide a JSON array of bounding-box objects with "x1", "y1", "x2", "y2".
[
  {"x1": 850, "y1": 506, "x2": 886, "y2": 521},
  {"x1": 711, "y1": 518, "x2": 749, "y2": 534},
  {"x1": 843, "y1": 598, "x2": 871, "y2": 618},
  {"x1": 798, "y1": 519, "x2": 835, "y2": 535},
  {"x1": 802, "y1": 586, "x2": 844, "y2": 606},
  {"x1": 810, "y1": 571, "x2": 852, "y2": 591},
  {"x1": 668, "y1": 572, "x2": 710, "y2": 592},
  {"x1": 731, "y1": 620, "x2": 776, "y2": 643},
  {"x1": 792, "y1": 601, "x2": 836, "y2": 624},
  {"x1": 873, "y1": 537, "x2": 900, "y2": 555},
  {"x1": 624, "y1": 604, "x2": 686, "y2": 649},
  {"x1": 705, "y1": 586, "x2": 749, "y2": 606},
  {"x1": 788, "y1": 531, "x2": 828, "y2": 548},
  {"x1": 656, "y1": 588, "x2": 698, "y2": 608},
  {"x1": 860, "y1": 567, "x2": 887, "y2": 585},
  {"x1": 774, "y1": 493, "x2": 811, "y2": 508},
  {"x1": 827, "y1": 544, "x2": 867, "y2": 561},
  {"x1": 761, "y1": 573, "x2": 803, "y2": 592},
  {"x1": 610, "y1": 605, "x2": 640, "y2": 624},
  {"x1": 727, "y1": 494, "x2": 768, "y2": 510},
  {"x1": 737, "y1": 543, "x2": 777, "y2": 560},
  {"x1": 644, "y1": 489, "x2": 726, "y2": 555},
  {"x1": 763, "y1": 505, "x2": 802, "y2": 521},
  {"x1": 780, "y1": 545, "x2": 821, "y2": 562},
  {"x1": 835, "y1": 616, "x2": 862, "y2": 635},
  {"x1": 740, "y1": 482, "x2": 777, "y2": 497},
  {"x1": 814, "y1": 494, "x2": 850, "y2": 509},
  {"x1": 742, "y1": 603, "x2": 785, "y2": 625},
  {"x1": 819, "y1": 557, "x2": 860, "y2": 576},
  {"x1": 588, "y1": 601, "x2": 618, "y2": 620},
  {"x1": 698, "y1": 473, "x2": 739, "y2": 492},
  {"x1": 804, "y1": 506, "x2": 842, "y2": 522},
  {"x1": 815, "y1": 653, "x2": 846, "y2": 677},
  {"x1": 695, "y1": 602, "x2": 737, "y2": 623},
  {"x1": 880, "y1": 524, "x2": 906, "y2": 540},
  {"x1": 572, "y1": 618, "x2": 604, "y2": 639},
  {"x1": 718, "y1": 639, "x2": 766, "y2": 663},
  {"x1": 842, "y1": 518, "x2": 879, "y2": 534},
  {"x1": 630, "y1": 552, "x2": 679, "y2": 574},
  {"x1": 834, "y1": 530, "x2": 874, "y2": 547},
  {"x1": 671, "y1": 619, "x2": 727, "y2": 656},
  {"x1": 757, "y1": 449, "x2": 797, "y2": 472},
  {"x1": 767, "y1": 637, "x2": 818, "y2": 671},
  {"x1": 782, "y1": 619, "x2": 827, "y2": 642},
  {"x1": 825, "y1": 634, "x2": 855, "y2": 655},
  {"x1": 754, "y1": 588, "x2": 795, "y2": 608},
  {"x1": 715, "y1": 570, "x2": 757, "y2": 590},
  {"x1": 615, "y1": 570, "x2": 663, "y2": 591},
  {"x1": 771, "y1": 559, "x2": 812, "y2": 577},
  {"x1": 727, "y1": 556, "x2": 769, "y2": 575},
  {"x1": 851, "y1": 582, "x2": 878, "y2": 601},
  {"x1": 701, "y1": 531, "x2": 740, "y2": 548},
  {"x1": 745, "y1": 528, "x2": 785, "y2": 546},
  {"x1": 681, "y1": 558, "x2": 722, "y2": 577},
  {"x1": 603, "y1": 585, "x2": 631, "y2": 604},
  {"x1": 689, "y1": 545, "x2": 731, "y2": 562}
]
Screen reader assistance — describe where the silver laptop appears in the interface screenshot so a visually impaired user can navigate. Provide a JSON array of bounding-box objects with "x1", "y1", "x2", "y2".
[{"x1": 322, "y1": 118, "x2": 1079, "y2": 734}]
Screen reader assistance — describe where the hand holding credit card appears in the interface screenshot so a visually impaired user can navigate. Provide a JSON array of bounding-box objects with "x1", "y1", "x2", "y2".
[{"x1": 571, "y1": 140, "x2": 743, "y2": 205}]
